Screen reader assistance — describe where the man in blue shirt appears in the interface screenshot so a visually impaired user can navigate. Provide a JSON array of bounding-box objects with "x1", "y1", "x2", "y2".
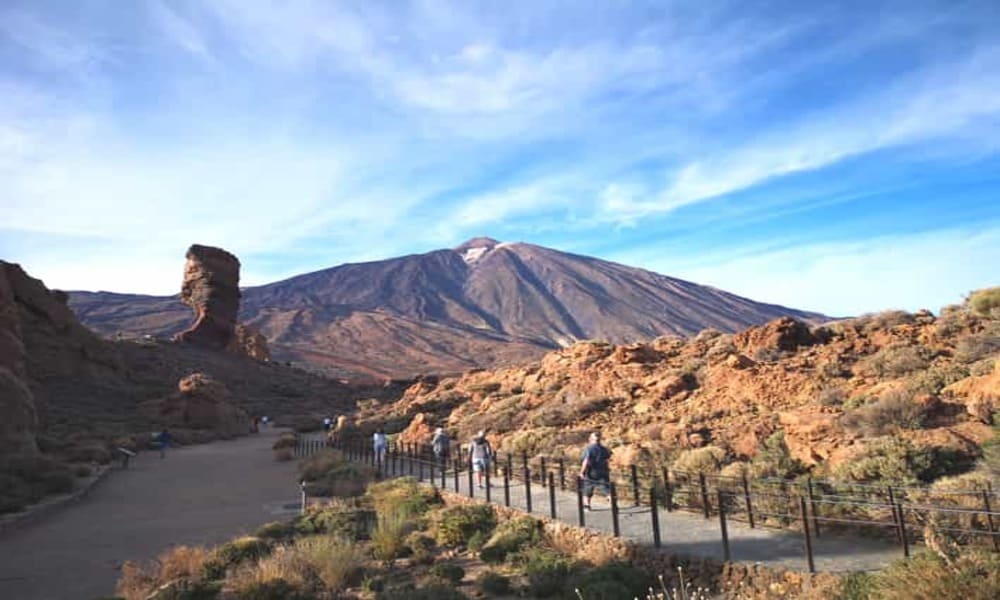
[{"x1": 579, "y1": 431, "x2": 612, "y2": 510}]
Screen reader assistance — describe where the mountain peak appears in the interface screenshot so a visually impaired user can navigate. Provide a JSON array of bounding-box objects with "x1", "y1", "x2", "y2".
[{"x1": 454, "y1": 237, "x2": 501, "y2": 252}]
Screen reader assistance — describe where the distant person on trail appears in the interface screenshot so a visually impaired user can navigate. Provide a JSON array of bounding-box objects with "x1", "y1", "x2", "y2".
[
  {"x1": 579, "y1": 431, "x2": 612, "y2": 510},
  {"x1": 250, "y1": 416, "x2": 260, "y2": 434},
  {"x1": 156, "y1": 429, "x2": 171, "y2": 459},
  {"x1": 261, "y1": 416, "x2": 269, "y2": 428},
  {"x1": 468, "y1": 430, "x2": 494, "y2": 488},
  {"x1": 322, "y1": 417, "x2": 332, "y2": 432},
  {"x1": 432, "y1": 428, "x2": 451, "y2": 464},
  {"x1": 373, "y1": 428, "x2": 388, "y2": 466}
]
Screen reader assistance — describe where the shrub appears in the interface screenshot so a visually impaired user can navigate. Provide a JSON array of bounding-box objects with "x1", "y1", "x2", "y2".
[
  {"x1": 272, "y1": 433, "x2": 297, "y2": 451},
  {"x1": 273, "y1": 448, "x2": 293, "y2": 462},
  {"x1": 955, "y1": 331, "x2": 1000, "y2": 364},
  {"x1": 832, "y1": 438, "x2": 934, "y2": 485},
  {"x1": 117, "y1": 561, "x2": 158, "y2": 600},
  {"x1": 433, "y1": 504, "x2": 497, "y2": 547},
  {"x1": 299, "y1": 453, "x2": 373, "y2": 497},
  {"x1": 750, "y1": 432, "x2": 805, "y2": 479},
  {"x1": 907, "y1": 363, "x2": 969, "y2": 395},
  {"x1": 404, "y1": 532, "x2": 436, "y2": 565},
  {"x1": 429, "y1": 563, "x2": 465, "y2": 584},
  {"x1": 202, "y1": 537, "x2": 271, "y2": 579},
  {"x1": 479, "y1": 516, "x2": 542, "y2": 563},
  {"x1": 294, "y1": 535, "x2": 363, "y2": 592},
  {"x1": 376, "y1": 583, "x2": 467, "y2": 600},
  {"x1": 229, "y1": 579, "x2": 313, "y2": 600},
  {"x1": 159, "y1": 545, "x2": 211, "y2": 581},
  {"x1": 969, "y1": 287, "x2": 1000, "y2": 317},
  {"x1": 298, "y1": 450, "x2": 345, "y2": 481},
  {"x1": 366, "y1": 477, "x2": 440, "y2": 519},
  {"x1": 671, "y1": 446, "x2": 726, "y2": 475},
  {"x1": 293, "y1": 505, "x2": 374, "y2": 540},
  {"x1": 860, "y1": 344, "x2": 932, "y2": 378},
  {"x1": 841, "y1": 389, "x2": 927, "y2": 436},
  {"x1": 817, "y1": 386, "x2": 847, "y2": 407},
  {"x1": 874, "y1": 549, "x2": 1000, "y2": 599},
  {"x1": 254, "y1": 521, "x2": 295, "y2": 541},
  {"x1": 514, "y1": 548, "x2": 575, "y2": 598},
  {"x1": 477, "y1": 571, "x2": 511, "y2": 596},
  {"x1": 836, "y1": 572, "x2": 876, "y2": 600},
  {"x1": 572, "y1": 562, "x2": 653, "y2": 600},
  {"x1": 371, "y1": 512, "x2": 409, "y2": 565}
]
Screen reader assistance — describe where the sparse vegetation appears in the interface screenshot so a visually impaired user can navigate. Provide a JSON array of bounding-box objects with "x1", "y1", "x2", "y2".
[
  {"x1": 968, "y1": 286, "x2": 1000, "y2": 318},
  {"x1": 841, "y1": 389, "x2": 928, "y2": 436},
  {"x1": 873, "y1": 549, "x2": 1000, "y2": 600},
  {"x1": 833, "y1": 437, "x2": 935, "y2": 485},
  {"x1": 672, "y1": 446, "x2": 726, "y2": 474},
  {"x1": 433, "y1": 504, "x2": 496, "y2": 547},
  {"x1": 860, "y1": 344, "x2": 932, "y2": 378}
]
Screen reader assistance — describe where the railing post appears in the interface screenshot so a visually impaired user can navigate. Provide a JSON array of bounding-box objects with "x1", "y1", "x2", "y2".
[
  {"x1": 888, "y1": 487, "x2": 902, "y2": 542},
  {"x1": 540, "y1": 457, "x2": 547, "y2": 488},
  {"x1": 742, "y1": 476, "x2": 755, "y2": 528},
  {"x1": 699, "y1": 473, "x2": 711, "y2": 519},
  {"x1": 468, "y1": 466, "x2": 475, "y2": 498},
  {"x1": 485, "y1": 466, "x2": 492, "y2": 503},
  {"x1": 506, "y1": 454, "x2": 513, "y2": 482},
  {"x1": 897, "y1": 504, "x2": 910, "y2": 558},
  {"x1": 549, "y1": 473, "x2": 557, "y2": 519},
  {"x1": 799, "y1": 497, "x2": 815, "y2": 573},
  {"x1": 417, "y1": 458, "x2": 424, "y2": 482},
  {"x1": 300, "y1": 480, "x2": 307, "y2": 515},
  {"x1": 524, "y1": 461, "x2": 533, "y2": 513},
  {"x1": 982, "y1": 491, "x2": 1000, "y2": 552},
  {"x1": 559, "y1": 458, "x2": 566, "y2": 490},
  {"x1": 630, "y1": 464, "x2": 641, "y2": 507},
  {"x1": 503, "y1": 467, "x2": 511, "y2": 507},
  {"x1": 662, "y1": 467, "x2": 673, "y2": 512},
  {"x1": 807, "y1": 478, "x2": 821, "y2": 538},
  {"x1": 650, "y1": 486, "x2": 661, "y2": 548},
  {"x1": 408, "y1": 450, "x2": 414, "y2": 477},
  {"x1": 453, "y1": 458, "x2": 460, "y2": 493},
  {"x1": 610, "y1": 483, "x2": 621, "y2": 537},
  {"x1": 577, "y1": 477, "x2": 586, "y2": 527},
  {"x1": 717, "y1": 490, "x2": 731, "y2": 561},
  {"x1": 440, "y1": 461, "x2": 446, "y2": 489}
]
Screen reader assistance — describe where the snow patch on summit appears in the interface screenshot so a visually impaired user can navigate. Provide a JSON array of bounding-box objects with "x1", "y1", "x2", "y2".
[{"x1": 462, "y1": 246, "x2": 490, "y2": 264}]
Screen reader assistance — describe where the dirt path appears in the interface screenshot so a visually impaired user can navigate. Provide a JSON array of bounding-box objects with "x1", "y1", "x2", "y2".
[{"x1": 0, "y1": 428, "x2": 301, "y2": 600}]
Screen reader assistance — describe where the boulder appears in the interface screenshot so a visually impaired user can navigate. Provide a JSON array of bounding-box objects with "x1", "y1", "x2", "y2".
[
  {"x1": 734, "y1": 317, "x2": 816, "y2": 356},
  {"x1": 144, "y1": 373, "x2": 248, "y2": 437},
  {"x1": 227, "y1": 323, "x2": 271, "y2": 362},
  {"x1": 944, "y1": 361, "x2": 1000, "y2": 424}
]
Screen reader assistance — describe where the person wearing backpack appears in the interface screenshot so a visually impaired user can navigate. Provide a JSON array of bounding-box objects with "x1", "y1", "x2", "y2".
[
  {"x1": 579, "y1": 431, "x2": 612, "y2": 510},
  {"x1": 468, "y1": 430, "x2": 493, "y2": 488}
]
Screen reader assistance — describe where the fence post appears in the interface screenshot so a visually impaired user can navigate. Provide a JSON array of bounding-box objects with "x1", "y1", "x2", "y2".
[
  {"x1": 662, "y1": 467, "x2": 673, "y2": 512},
  {"x1": 503, "y1": 467, "x2": 511, "y2": 507},
  {"x1": 610, "y1": 483, "x2": 621, "y2": 537},
  {"x1": 300, "y1": 480, "x2": 307, "y2": 515},
  {"x1": 524, "y1": 461, "x2": 533, "y2": 513},
  {"x1": 577, "y1": 477, "x2": 586, "y2": 527},
  {"x1": 742, "y1": 476, "x2": 755, "y2": 528},
  {"x1": 453, "y1": 458, "x2": 460, "y2": 493},
  {"x1": 559, "y1": 458, "x2": 566, "y2": 490},
  {"x1": 540, "y1": 457, "x2": 547, "y2": 488},
  {"x1": 718, "y1": 490, "x2": 731, "y2": 561},
  {"x1": 799, "y1": 497, "x2": 815, "y2": 573},
  {"x1": 897, "y1": 504, "x2": 910, "y2": 558},
  {"x1": 506, "y1": 454, "x2": 513, "y2": 482},
  {"x1": 485, "y1": 466, "x2": 492, "y2": 503},
  {"x1": 699, "y1": 473, "x2": 711, "y2": 519},
  {"x1": 888, "y1": 487, "x2": 902, "y2": 542},
  {"x1": 440, "y1": 461, "x2": 446, "y2": 489},
  {"x1": 650, "y1": 487, "x2": 662, "y2": 548},
  {"x1": 630, "y1": 464, "x2": 641, "y2": 507},
  {"x1": 417, "y1": 458, "x2": 423, "y2": 482},
  {"x1": 468, "y1": 466, "x2": 475, "y2": 498},
  {"x1": 982, "y1": 491, "x2": 1000, "y2": 552},
  {"x1": 549, "y1": 473, "x2": 557, "y2": 519},
  {"x1": 807, "y1": 478, "x2": 821, "y2": 538}
]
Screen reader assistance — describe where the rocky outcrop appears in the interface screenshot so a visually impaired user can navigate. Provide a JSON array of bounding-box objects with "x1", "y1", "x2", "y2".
[
  {"x1": 175, "y1": 245, "x2": 242, "y2": 351},
  {"x1": 143, "y1": 373, "x2": 248, "y2": 437},
  {"x1": 944, "y1": 361, "x2": 999, "y2": 424},
  {"x1": 0, "y1": 263, "x2": 38, "y2": 455},
  {"x1": 734, "y1": 317, "x2": 816, "y2": 357},
  {"x1": 228, "y1": 323, "x2": 271, "y2": 362}
]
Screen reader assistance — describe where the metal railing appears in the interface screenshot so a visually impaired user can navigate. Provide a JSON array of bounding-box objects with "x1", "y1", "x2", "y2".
[{"x1": 298, "y1": 435, "x2": 1000, "y2": 573}]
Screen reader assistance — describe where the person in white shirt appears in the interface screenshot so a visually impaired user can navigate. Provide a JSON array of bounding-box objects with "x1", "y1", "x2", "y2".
[{"x1": 373, "y1": 428, "x2": 388, "y2": 466}]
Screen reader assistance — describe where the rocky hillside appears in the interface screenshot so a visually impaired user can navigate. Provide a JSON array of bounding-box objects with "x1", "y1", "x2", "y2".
[
  {"x1": 365, "y1": 292, "x2": 999, "y2": 485},
  {"x1": 70, "y1": 238, "x2": 827, "y2": 380}
]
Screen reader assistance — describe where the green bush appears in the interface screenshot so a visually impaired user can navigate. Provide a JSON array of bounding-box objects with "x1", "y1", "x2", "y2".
[
  {"x1": 230, "y1": 579, "x2": 314, "y2": 600},
  {"x1": 750, "y1": 431, "x2": 806, "y2": 479},
  {"x1": 376, "y1": 583, "x2": 468, "y2": 600},
  {"x1": 429, "y1": 563, "x2": 465, "y2": 584},
  {"x1": 366, "y1": 477, "x2": 440, "y2": 519},
  {"x1": 907, "y1": 363, "x2": 969, "y2": 394},
  {"x1": 253, "y1": 521, "x2": 295, "y2": 541},
  {"x1": 572, "y1": 562, "x2": 653, "y2": 600},
  {"x1": 404, "y1": 532, "x2": 436, "y2": 565},
  {"x1": 955, "y1": 331, "x2": 1000, "y2": 364},
  {"x1": 836, "y1": 572, "x2": 876, "y2": 600},
  {"x1": 477, "y1": 571, "x2": 511, "y2": 596},
  {"x1": 969, "y1": 287, "x2": 1000, "y2": 317},
  {"x1": 513, "y1": 548, "x2": 575, "y2": 598},
  {"x1": 433, "y1": 505, "x2": 496, "y2": 547},
  {"x1": 861, "y1": 344, "x2": 932, "y2": 378},
  {"x1": 832, "y1": 438, "x2": 934, "y2": 485},
  {"x1": 874, "y1": 549, "x2": 1000, "y2": 599},
  {"x1": 479, "y1": 516, "x2": 542, "y2": 563},
  {"x1": 293, "y1": 505, "x2": 374, "y2": 540},
  {"x1": 841, "y1": 389, "x2": 927, "y2": 436},
  {"x1": 672, "y1": 446, "x2": 726, "y2": 474},
  {"x1": 371, "y1": 512, "x2": 409, "y2": 565},
  {"x1": 201, "y1": 537, "x2": 271, "y2": 579}
]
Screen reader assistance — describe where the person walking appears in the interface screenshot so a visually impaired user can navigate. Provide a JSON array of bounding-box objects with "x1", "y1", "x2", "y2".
[
  {"x1": 156, "y1": 428, "x2": 171, "y2": 459},
  {"x1": 579, "y1": 431, "x2": 612, "y2": 510},
  {"x1": 468, "y1": 430, "x2": 493, "y2": 488},
  {"x1": 373, "y1": 428, "x2": 388, "y2": 468},
  {"x1": 431, "y1": 427, "x2": 451, "y2": 465}
]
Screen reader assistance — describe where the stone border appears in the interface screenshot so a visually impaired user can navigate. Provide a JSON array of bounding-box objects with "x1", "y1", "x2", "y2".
[{"x1": 0, "y1": 464, "x2": 115, "y2": 536}]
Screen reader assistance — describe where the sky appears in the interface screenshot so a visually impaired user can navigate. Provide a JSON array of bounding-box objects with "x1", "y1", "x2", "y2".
[{"x1": 1, "y1": 0, "x2": 999, "y2": 317}]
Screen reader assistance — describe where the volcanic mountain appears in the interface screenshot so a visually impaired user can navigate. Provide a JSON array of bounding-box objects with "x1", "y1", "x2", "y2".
[{"x1": 69, "y1": 238, "x2": 827, "y2": 380}]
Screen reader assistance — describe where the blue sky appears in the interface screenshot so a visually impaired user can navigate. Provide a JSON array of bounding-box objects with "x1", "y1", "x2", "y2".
[{"x1": 1, "y1": 1, "x2": 998, "y2": 316}]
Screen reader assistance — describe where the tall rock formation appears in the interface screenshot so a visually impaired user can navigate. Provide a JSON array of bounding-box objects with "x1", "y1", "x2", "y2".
[
  {"x1": 174, "y1": 244, "x2": 270, "y2": 361},
  {"x1": 0, "y1": 263, "x2": 39, "y2": 455},
  {"x1": 175, "y1": 245, "x2": 242, "y2": 350}
]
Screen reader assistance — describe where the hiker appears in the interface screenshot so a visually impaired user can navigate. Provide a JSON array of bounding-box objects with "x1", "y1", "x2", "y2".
[
  {"x1": 431, "y1": 427, "x2": 450, "y2": 464},
  {"x1": 156, "y1": 428, "x2": 171, "y2": 459},
  {"x1": 579, "y1": 431, "x2": 612, "y2": 510},
  {"x1": 468, "y1": 430, "x2": 494, "y2": 488},
  {"x1": 261, "y1": 415, "x2": 269, "y2": 428},
  {"x1": 322, "y1": 417, "x2": 332, "y2": 432},
  {"x1": 250, "y1": 415, "x2": 260, "y2": 434},
  {"x1": 373, "y1": 428, "x2": 388, "y2": 466}
]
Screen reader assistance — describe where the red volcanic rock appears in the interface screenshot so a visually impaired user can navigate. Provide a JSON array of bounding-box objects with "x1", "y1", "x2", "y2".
[
  {"x1": 228, "y1": 323, "x2": 271, "y2": 362},
  {"x1": 176, "y1": 245, "x2": 241, "y2": 351},
  {"x1": 144, "y1": 373, "x2": 248, "y2": 437},
  {"x1": 734, "y1": 317, "x2": 816, "y2": 356},
  {"x1": 0, "y1": 264, "x2": 38, "y2": 455}
]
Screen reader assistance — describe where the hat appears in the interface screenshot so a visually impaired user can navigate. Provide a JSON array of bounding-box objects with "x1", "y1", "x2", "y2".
[{"x1": 435, "y1": 427, "x2": 444, "y2": 434}]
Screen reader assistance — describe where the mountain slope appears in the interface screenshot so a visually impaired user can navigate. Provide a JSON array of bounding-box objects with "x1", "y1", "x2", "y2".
[{"x1": 69, "y1": 238, "x2": 827, "y2": 380}]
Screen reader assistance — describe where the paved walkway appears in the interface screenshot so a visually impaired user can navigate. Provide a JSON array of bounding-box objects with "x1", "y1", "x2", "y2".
[
  {"x1": 0, "y1": 428, "x2": 301, "y2": 600},
  {"x1": 359, "y1": 448, "x2": 905, "y2": 574}
]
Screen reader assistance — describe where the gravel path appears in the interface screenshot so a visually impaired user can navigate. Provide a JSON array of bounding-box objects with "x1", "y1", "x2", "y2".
[{"x1": 0, "y1": 428, "x2": 301, "y2": 600}]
